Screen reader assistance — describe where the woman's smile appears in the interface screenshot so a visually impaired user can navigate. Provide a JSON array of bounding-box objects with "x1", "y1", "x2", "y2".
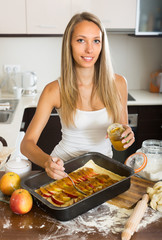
[{"x1": 81, "y1": 56, "x2": 94, "y2": 62}]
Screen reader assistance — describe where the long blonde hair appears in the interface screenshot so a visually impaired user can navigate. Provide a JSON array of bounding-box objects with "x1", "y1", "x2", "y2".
[{"x1": 60, "y1": 12, "x2": 122, "y2": 126}]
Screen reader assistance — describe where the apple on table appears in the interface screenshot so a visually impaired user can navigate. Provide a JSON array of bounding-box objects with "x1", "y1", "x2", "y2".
[
  {"x1": 10, "y1": 189, "x2": 33, "y2": 215},
  {"x1": 0, "y1": 172, "x2": 21, "y2": 196}
]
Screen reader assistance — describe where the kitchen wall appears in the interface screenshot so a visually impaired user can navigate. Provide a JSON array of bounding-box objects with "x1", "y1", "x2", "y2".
[{"x1": 0, "y1": 34, "x2": 161, "y2": 92}]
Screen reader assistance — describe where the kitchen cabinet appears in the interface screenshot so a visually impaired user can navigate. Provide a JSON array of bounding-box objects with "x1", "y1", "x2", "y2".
[
  {"x1": 0, "y1": 0, "x2": 26, "y2": 34},
  {"x1": 26, "y1": 0, "x2": 71, "y2": 34},
  {"x1": 0, "y1": 0, "x2": 71, "y2": 35},
  {"x1": 0, "y1": 0, "x2": 137, "y2": 35},
  {"x1": 137, "y1": 105, "x2": 162, "y2": 146},
  {"x1": 72, "y1": 0, "x2": 137, "y2": 30},
  {"x1": 128, "y1": 105, "x2": 162, "y2": 149}
]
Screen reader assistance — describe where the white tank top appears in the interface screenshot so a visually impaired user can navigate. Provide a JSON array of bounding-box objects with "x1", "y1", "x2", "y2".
[{"x1": 51, "y1": 107, "x2": 113, "y2": 161}]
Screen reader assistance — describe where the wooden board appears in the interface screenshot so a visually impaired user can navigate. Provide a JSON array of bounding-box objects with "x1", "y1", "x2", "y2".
[{"x1": 107, "y1": 175, "x2": 154, "y2": 209}]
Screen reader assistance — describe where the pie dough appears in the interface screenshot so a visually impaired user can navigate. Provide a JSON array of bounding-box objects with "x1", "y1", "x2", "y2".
[
  {"x1": 147, "y1": 181, "x2": 162, "y2": 212},
  {"x1": 35, "y1": 160, "x2": 125, "y2": 207}
]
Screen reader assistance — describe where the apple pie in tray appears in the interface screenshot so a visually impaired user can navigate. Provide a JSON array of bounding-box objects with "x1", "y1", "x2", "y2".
[
  {"x1": 35, "y1": 160, "x2": 126, "y2": 208},
  {"x1": 20, "y1": 152, "x2": 134, "y2": 221}
]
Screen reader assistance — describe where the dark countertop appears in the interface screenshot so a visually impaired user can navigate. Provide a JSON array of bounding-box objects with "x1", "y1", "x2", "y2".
[
  {"x1": 0, "y1": 171, "x2": 162, "y2": 240},
  {"x1": 1, "y1": 90, "x2": 162, "y2": 148}
]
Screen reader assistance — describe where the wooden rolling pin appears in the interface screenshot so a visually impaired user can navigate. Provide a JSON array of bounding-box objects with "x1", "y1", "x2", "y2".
[{"x1": 121, "y1": 193, "x2": 149, "y2": 240}]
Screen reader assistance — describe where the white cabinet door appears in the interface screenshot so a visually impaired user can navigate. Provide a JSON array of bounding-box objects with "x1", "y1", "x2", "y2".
[
  {"x1": 71, "y1": 0, "x2": 137, "y2": 30},
  {"x1": 26, "y1": 0, "x2": 71, "y2": 34},
  {"x1": 0, "y1": 0, "x2": 26, "y2": 34}
]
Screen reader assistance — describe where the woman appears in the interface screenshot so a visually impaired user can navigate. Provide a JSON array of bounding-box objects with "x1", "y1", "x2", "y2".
[{"x1": 21, "y1": 12, "x2": 135, "y2": 180}]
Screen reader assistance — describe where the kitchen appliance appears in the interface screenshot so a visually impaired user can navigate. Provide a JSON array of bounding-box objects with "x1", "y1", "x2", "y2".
[
  {"x1": 0, "y1": 68, "x2": 16, "y2": 94},
  {"x1": 21, "y1": 152, "x2": 134, "y2": 221},
  {"x1": 13, "y1": 86, "x2": 24, "y2": 99},
  {"x1": 136, "y1": 0, "x2": 162, "y2": 36},
  {"x1": 22, "y1": 71, "x2": 37, "y2": 96}
]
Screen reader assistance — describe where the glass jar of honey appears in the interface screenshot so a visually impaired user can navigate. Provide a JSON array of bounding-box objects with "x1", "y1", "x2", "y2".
[{"x1": 107, "y1": 123, "x2": 127, "y2": 151}]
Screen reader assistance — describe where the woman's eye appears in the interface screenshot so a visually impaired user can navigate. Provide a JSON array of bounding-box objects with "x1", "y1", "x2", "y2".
[
  {"x1": 77, "y1": 39, "x2": 84, "y2": 43},
  {"x1": 94, "y1": 39, "x2": 100, "y2": 44}
]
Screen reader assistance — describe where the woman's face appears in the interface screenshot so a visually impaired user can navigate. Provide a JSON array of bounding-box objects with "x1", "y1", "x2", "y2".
[{"x1": 71, "y1": 20, "x2": 102, "y2": 69}]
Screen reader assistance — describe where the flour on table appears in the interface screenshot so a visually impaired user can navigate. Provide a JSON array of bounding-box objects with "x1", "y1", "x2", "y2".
[
  {"x1": 40, "y1": 224, "x2": 45, "y2": 228},
  {"x1": 3, "y1": 219, "x2": 12, "y2": 229},
  {"x1": 1, "y1": 202, "x2": 161, "y2": 239},
  {"x1": 40, "y1": 202, "x2": 162, "y2": 240},
  {"x1": 137, "y1": 207, "x2": 162, "y2": 231}
]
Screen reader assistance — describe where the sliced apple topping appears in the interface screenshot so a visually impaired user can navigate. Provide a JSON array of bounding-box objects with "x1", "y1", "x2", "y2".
[
  {"x1": 35, "y1": 167, "x2": 119, "y2": 208},
  {"x1": 51, "y1": 195, "x2": 65, "y2": 205},
  {"x1": 40, "y1": 187, "x2": 52, "y2": 198},
  {"x1": 51, "y1": 192, "x2": 72, "y2": 205}
]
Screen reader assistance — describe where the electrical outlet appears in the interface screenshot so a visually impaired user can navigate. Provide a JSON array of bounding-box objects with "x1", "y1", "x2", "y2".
[
  {"x1": 3, "y1": 64, "x2": 21, "y2": 73},
  {"x1": 13, "y1": 65, "x2": 21, "y2": 73},
  {"x1": 3, "y1": 65, "x2": 12, "y2": 73}
]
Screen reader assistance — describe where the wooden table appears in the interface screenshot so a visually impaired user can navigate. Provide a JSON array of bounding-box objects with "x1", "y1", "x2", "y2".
[{"x1": 0, "y1": 172, "x2": 162, "y2": 240}]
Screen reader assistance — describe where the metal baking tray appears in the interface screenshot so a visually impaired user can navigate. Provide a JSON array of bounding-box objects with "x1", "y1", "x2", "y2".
[{"x1": 21, "y1": 152, "x2": 134, "y2": 221}]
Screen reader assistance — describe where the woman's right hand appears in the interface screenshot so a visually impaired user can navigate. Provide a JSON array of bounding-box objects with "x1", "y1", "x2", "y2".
[{"x1": 44, "y1": 157, "x2": 67, "y2": 180}]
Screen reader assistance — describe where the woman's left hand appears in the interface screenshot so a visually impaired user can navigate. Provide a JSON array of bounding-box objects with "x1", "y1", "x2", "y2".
[{"x1": 121, "y1": 124, "x2": 135, "y2": 149}]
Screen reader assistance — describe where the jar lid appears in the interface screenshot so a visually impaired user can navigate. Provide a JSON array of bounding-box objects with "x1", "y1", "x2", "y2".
[
  {"x1": 107, "y1": 123, "x2": 125, "y2": 137},
  {"x1": 124, "y1": 152, "x2": 147, "y2": 173},
  {"x1": 6, "y1": 156, "x2": 31, "y2": 170}
]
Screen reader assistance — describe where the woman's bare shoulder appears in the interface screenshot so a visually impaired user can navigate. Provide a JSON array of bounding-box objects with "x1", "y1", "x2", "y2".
[
  {"x1": 114, "y1": 73, "x2": 128, "y2": 101},
  {"x1": 114, "y1": 74, "x2": 127, "y2": 93},
  {"x1": 44, "y1": 79, "x2": 60, "y2": 92},
  {"x1": 39, "y1": 80, "x2": 61, "y2": 109},
  {"x1": 114, "y1": 74, "x2": 127, "y2": 86}
]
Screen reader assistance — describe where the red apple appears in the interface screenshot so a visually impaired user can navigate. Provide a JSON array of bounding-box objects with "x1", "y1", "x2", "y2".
[{"x1": 10, "y1": 189, "x2": 33, "y2": 214}]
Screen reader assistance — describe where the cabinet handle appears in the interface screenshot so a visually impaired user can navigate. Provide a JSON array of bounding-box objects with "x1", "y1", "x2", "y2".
[
  {"x1": 50, "y1": 113, "x2": 59, "y2": 116},
  {"x1": 21, "y1": 122, "x2": 25, "y2": 130},
  {"x1": 36, "y1": 25, "x2": 56, "y2": 29}
]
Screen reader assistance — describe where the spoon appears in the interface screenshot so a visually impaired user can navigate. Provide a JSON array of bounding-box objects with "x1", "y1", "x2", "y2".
[
  {"x1": 51, "y1": 157, "x2": 87, "y2": 196},
  {"x1": 66, "y1": 174, "x2": 87, "y2": 196}
]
